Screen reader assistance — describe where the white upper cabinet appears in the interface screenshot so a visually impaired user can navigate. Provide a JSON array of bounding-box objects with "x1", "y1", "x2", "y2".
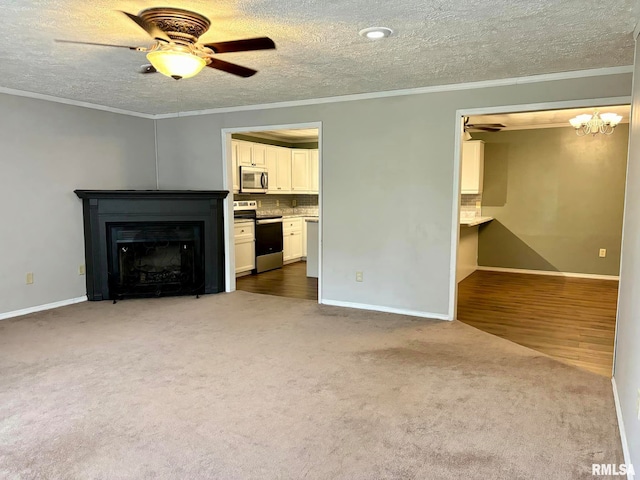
[
  {"x1": 235, "y1": 140, "x2": 266, "y2": 167},
  {"x1": 236, "y1": 140, "x2": 253, "y2": 166},
  {"x1": 461, "y1": 140, "x2": 485, "y2": 195},
  {"x1": 308, "y1": 149, "x2": 319, "y2": 194},
  {"x1": 252, "y1": 143, "x2": 267, "y2": 167},
  {"x1": 231, "y1": 140, "x2": 240, "y2": 193},
  {"x1": 232, "y1": 140, "x2": 318, "y2": 195},
  {"x1": 291, "y1": 149, "x2": 310, "y2": 192},
  {"x1": 266, "y1": 146, "x2": 292, "y2": 193}
]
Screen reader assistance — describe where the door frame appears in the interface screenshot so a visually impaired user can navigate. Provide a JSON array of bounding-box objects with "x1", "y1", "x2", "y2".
[
  {"x1": 449, "y1": 96, "x2": 631, "y2": 323},
  {"x1": 221, "y1": 121, "x2": 323, "y2": 302}
]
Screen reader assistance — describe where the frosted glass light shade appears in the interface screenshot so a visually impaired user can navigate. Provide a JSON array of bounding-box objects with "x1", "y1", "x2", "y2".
[
  {"x1": 600, "y1": 113, "x2": 623, "y2": 125},
  {"x1": 146, "y1": 51, "x2": 206, "y2": 79}
]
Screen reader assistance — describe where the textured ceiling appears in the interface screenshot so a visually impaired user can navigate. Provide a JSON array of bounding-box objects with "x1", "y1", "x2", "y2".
[{"x1": 2, "y1": 0, "x2": 637, "y2": 115}]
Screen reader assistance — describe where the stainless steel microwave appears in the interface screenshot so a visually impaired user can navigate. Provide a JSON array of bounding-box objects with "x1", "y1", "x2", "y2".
[{"x1": 240, "y1": 166, "x2": 268, "y2": 193}]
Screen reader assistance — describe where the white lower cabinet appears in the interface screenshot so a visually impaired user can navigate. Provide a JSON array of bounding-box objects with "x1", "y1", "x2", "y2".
[
  {"x1": 283, "y1": 217, "x2": 303, "y2": 262},
  {"x1": 234, "y1": 222, "x2": 255, "y2": 274}
]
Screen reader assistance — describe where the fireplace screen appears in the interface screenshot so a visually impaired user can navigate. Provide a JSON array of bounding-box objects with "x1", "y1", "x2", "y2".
[{"x1": 107, "y1": 222, "x2": 204, "y2": 299}]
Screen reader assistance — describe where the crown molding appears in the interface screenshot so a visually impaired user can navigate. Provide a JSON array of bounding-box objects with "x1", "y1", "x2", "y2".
[
  {"x1": 0, "y1": 86, "x2": 155, "y2": 119},
  {"x1": 0, "y1": 65, "x2": 633, "y2": 120},
  {"x1": 154, "y1": 65, "x2": 634, "y2": 119}
]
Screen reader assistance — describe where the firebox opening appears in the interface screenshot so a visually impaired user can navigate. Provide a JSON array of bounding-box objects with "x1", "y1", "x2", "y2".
[{"x1": 107, "y1": 222, "x2": 205, "y2": 299}]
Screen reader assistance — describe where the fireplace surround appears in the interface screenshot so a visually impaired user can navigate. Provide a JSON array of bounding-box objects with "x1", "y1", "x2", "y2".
[{"x1": 75, "y1": 190, "x2": 228, "y2": 301}]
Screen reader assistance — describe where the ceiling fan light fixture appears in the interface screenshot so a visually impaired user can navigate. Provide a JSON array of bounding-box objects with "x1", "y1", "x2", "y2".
[
  {"x1": 146, "y1": 50, "x2": 206, "y2": 80},
  {"x1": 359, "y1": 27, "x2": 393, "y2": 40}
]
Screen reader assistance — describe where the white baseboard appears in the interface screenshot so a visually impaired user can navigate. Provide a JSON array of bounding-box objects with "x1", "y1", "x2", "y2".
[
  {"x1": 0, "y1": 296, "x2": 88, "y2": 321},
  {"x1": 476, "y1": 266, "x2": 619, "y2": 281},
  {"x1": 321, "y1": 299, "x2": 451, "y2": 321},
  {"x1": 612, "y1": 377, "x2": 635, "y2": 480}
]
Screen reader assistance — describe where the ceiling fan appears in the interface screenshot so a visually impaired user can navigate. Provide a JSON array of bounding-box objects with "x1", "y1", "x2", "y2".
[
  {"x1": 463, "y1": 117, "x2": 505, "y2": 132},
  {"x1": 55, "y1": 7, "x2": 276, "y2": 80}
]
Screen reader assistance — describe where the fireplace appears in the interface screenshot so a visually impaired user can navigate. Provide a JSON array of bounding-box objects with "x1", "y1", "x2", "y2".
[
  {"x1": 75, "y1": 190, "x2": 228, "y2": 301},
  {"x1": 108, "y1": 222, "x2": 204, "y2": 299}
]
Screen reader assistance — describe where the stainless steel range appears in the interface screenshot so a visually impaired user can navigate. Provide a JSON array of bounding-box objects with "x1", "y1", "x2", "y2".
[{"x1": 233, "y1": 201, "x2": 283, "y2": 273}]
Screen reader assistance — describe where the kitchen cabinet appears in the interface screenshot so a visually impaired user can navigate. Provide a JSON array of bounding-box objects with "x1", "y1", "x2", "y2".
[
  {"x1": 283, "y1": 217, "x2": 303, "y2": 262},
  {"x1": 302, "y1": 218, "x2": 307, "y2": 257},
  {"x1": 266, "y1": 145, "x2": 292, "y2": 193},
  {"x1": 234, "y1": 221, "x2": 255, "y2": 274},
  {"x1": 306, "y1": 219, "x2": 319, "y2": 278},
  {"x1": 231, "y1": 140, "x2": 240, "y2": 193},
  {"x1": 461, "y1": 140, "x2": 484, "y2": 194},
  {"x1": 308, "y1": 149, "x2": 319, "y2": 194},
  {"x1": 235, "y1": 140, "x2": 266, "y2": 167},
  {"x1": 291, "y1": 150, "x2": 310, "y2": 192}
]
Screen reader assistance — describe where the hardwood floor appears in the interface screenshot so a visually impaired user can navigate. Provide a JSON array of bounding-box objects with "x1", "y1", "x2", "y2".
[
  {"x1": 236, "y1": 261, "x2": 318, "y2": 301},
  {"x1": 457, "y1": 270, "x2": 618, "y2": 376}
]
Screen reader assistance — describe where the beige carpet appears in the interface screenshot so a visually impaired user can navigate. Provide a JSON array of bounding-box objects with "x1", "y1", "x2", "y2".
[{"x1": 0, "y1": 291, "x2": 623, "y2": 479}]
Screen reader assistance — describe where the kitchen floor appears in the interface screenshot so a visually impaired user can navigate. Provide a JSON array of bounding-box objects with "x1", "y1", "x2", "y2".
[
  {"x1": 457, "y1": 270, "x2": 618, "y2": 376},
  {"x1": 236, "y1": 261, "x2": 318, "y2": 301}
]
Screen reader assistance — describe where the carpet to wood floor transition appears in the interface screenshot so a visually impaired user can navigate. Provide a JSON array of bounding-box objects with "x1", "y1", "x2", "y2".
[{"x1": 0, "y1": 291, "x2": 623, "y2": 479}]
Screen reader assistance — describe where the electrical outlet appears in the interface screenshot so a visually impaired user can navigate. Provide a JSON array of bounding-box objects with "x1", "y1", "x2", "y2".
[
  {"x1": 258, "y1": 200, "x2": 262, "y2": 208},
  {"x1": 356, "y1": 271, "x2": 363, "y2": 282},
  {"x1": 25, "y1": 272, "x2": 34, "y2": 285},
  {"x1": 79, "y1": 264, "x2": 86, "y2": 275},
  {"x1": 599, "y1": 248, "x2": 607, "y2": 258},
  {"x1": 292, "y1": 199, "x2": 297, "y2": 207},
  {"x1": 276, "y1": 200, "x2": 280, "y2": 207}
]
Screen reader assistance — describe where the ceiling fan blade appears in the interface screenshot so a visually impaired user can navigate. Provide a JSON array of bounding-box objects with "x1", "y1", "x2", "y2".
[
  {"x1": 473, "y1": 126, "x2": 502, "y2": 132},
  {"x1": 206, "y1": 58, "x2": 257, "y2": 77},
  {"x1": 55, "y1": 39, "x2": 143, "y2": 50},
  {"x1": 203, "y1": 37, "x2": 275, "y2": 54},
  {"x1": 120, "y1": 11, "x2": 170, "y2": 43}
]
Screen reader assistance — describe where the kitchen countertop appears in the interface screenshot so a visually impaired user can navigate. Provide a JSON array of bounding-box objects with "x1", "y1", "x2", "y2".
[{"x1": 460, "y1": 216, "x2": 493, "y2": 227}]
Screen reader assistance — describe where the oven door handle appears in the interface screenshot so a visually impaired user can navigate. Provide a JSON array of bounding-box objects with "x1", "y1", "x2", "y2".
[{"x1": 256, "y1": 218, "x2": 283, "y2": 225}]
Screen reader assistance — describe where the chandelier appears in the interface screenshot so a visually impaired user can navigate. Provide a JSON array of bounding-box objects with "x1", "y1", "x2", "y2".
[{"x1": 568, "y1": 110, "x2": 623, "y2": 136}]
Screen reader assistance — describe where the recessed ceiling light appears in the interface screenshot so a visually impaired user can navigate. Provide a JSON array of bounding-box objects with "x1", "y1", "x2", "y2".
[{"x1": 359, "y1": 27, "x2": 393, "y2": 40}]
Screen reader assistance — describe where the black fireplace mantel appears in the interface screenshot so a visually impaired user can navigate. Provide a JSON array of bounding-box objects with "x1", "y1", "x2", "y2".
[{"x1": 75, "y1": 189, "x2": 228, "y2": 301}]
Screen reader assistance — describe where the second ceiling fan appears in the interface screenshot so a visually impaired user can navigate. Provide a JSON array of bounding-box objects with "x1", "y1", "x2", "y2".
[{"x1": 56, "y1": 7, "x2": 276, "y2": 80}]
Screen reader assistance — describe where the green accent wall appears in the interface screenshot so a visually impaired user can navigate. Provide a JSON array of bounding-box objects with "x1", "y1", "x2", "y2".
[
  {"x1": 475, "y1": 124, "x2": 629, "y2": 276},
  {"x1": 231, "y1": 133, "x2": 318, "y2": 149}
]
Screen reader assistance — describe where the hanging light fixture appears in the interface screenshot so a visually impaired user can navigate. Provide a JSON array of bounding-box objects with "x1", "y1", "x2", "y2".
[
  {"x1": 568, "y1": 110, "x2": 623, "y2": 136},
  {"x1": 146, "y1": 44, "x2": 207, "y2": 80}
]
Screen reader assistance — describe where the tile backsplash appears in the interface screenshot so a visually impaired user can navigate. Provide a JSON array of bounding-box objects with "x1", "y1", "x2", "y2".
[
  {"x1": 461, "y1": 194, "x2": 482, "y2": 218},
  {"x1": 234, "y1": 194, "x2": 319, "y2": 216}
]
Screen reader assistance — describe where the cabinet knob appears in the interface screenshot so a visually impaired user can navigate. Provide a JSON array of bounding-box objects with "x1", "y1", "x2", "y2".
[{"x1": 241, "y1": 229, "x2": 245, "y2": 233}]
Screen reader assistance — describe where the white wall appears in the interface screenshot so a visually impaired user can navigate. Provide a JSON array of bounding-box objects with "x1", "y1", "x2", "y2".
[
  {"x1": 0, "y1": 94, "x2": 157, "y2": 315},
  {"x1": 156, "y1": 73, "x2": 632, "y2": 318},
  {"x1": 613, "y1": 37, "x2": 640, "y2": 468}
]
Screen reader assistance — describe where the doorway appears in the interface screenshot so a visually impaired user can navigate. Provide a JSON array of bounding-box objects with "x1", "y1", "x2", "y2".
[
  {"x1": 452, "y1": 102, "x2": 630, "y2": 376},
  {"x1": 222, "y1": 123, "x2": 322, "y2": 302}
]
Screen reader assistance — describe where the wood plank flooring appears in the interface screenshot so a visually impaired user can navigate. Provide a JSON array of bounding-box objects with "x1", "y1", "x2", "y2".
[
  {"x1": 457, "y1": 270, "x2": 618, "y2": 376},
  {"x1": 236, "y1": 261, "x2": 318, "y2": 301}
]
